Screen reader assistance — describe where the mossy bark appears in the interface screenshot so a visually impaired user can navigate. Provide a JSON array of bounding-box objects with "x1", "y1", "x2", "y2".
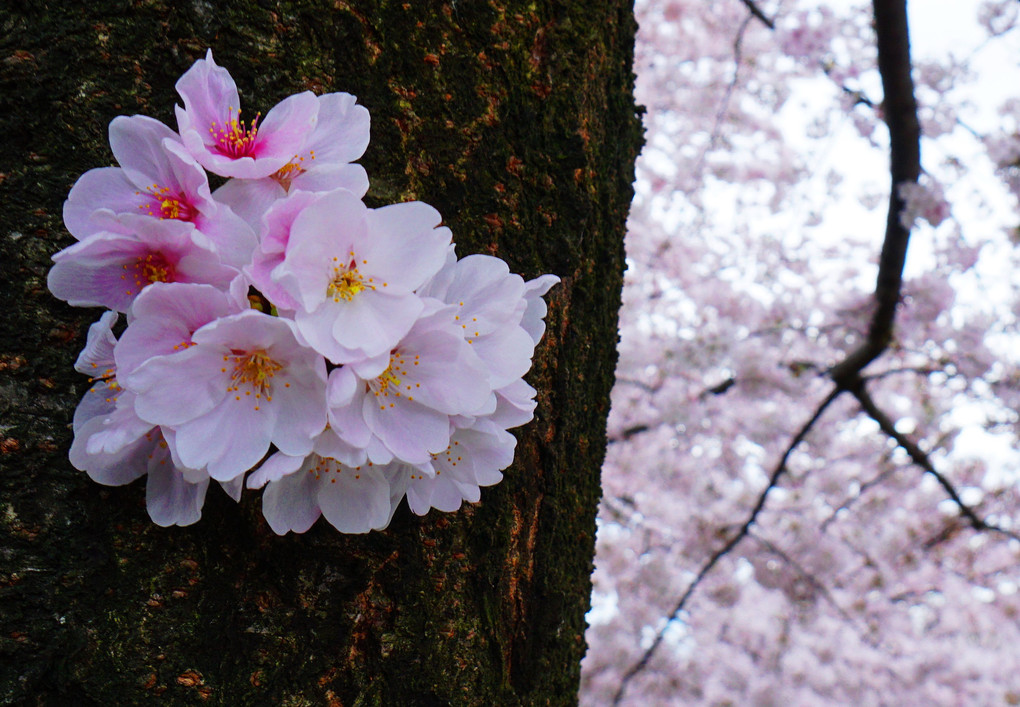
[{"x1": 0, "y1": 1, "x2": 641, "y2": 704}]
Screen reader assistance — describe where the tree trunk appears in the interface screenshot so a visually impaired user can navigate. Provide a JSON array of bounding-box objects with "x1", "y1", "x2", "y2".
[{"x1": 0, "y1": 2, "x2": 640, "y2": 704}]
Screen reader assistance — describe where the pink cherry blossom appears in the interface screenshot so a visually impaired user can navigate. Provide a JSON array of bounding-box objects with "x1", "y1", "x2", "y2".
[
  {"x1": 70, "y1": 312, "x2": 150, "y2": 483},
  {"x1": 48, "y1": 215, "x2": 238, "y2": 312},
  {"x1": 144, "y1": 452, "x2": 211, "y2": 527},
  {"x1": 520, "y1": 274, "x2": 560, "y2": 344},
  {"x1": 419, "y1": 253, "x2": 528, "y2": 336},
  {"x1": 265, "y1": 188, "x2": 451, "y2": 363},
  {"x1": 405, "y1": 420, "x2": 516, "y2": 515},
  {"x1": 246, "y1": 188, "x2": 329, "y2": 311},
  {"x1": 327, "y1": 305, "x2": 494, "y2": 465},
  {"x1": 114, "y1": 279, "x2": 250, "y2": 386},
  {"x1": 213, "y1": 91, "x2": 371, "y2": 229},
  {"x1": 63, "y1": 115, "x2": 256, "y2": 267},
  {"x1": 68, "y1": 312, "x2": 215, "y2": 527},
  {"x1": 488, "y1": 378, "x2": 538, "y2": 430},
  {"x1": 175, "y1": 50, "x2": 319, "y2": 179},
  {"x1": 129, "y1": 310, "x2": 327, "y2": 481},
  {"x1": 898, "y1": 178, "x2": 950, "y2": 229},
  {"x1": 246, "y1": 432, "x2": 395, "y2": 535},
  {"x1": 52, "y1": 47, "x2": 560, "y2": 543},
  {"x1": 419, "y1": 253, "x2": 543, "y2": 388}
]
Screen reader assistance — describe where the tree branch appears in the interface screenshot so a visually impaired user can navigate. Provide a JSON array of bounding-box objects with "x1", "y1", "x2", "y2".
[
  {"x1": 819, "y1": 464, "x2": 899, "y2": 532},
  {"x1": 738, "y1": 0, "x2": 776, "y2": 30},
  {"x1": 830, "y1": 0, "x2": 921, "y2": 385},
  {"x1": 607, "y1": 424, "x2": 651, "y2": 443},
  {"x1": 691, "y1": 13, "x2": 754, "y2": 181},
  {"x1": 847, "y1": 379, "x2": 1020, "y2": 542},
  {"x1": 610, "y1": 386, "x2": 843, "y2": 705},
  {"x1": 699, "y1": 376, "x2": 736, "y2": 398}
]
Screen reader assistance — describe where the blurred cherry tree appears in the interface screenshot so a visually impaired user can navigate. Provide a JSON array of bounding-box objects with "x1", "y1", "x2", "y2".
[{"x1": 582, "y1": 0, "x2": 1020, "y2": 703}]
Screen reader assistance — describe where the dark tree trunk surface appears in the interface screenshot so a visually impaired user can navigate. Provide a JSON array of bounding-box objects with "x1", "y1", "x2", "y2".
[{"x1": 0, "y1": 1, "x2": 640, "y2": 704}]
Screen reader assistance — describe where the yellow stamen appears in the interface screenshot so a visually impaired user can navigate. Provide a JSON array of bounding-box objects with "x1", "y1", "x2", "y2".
[
  {"x1": 327, "y1": 257, "x2": 374, "y2": 302},
  {"x1": 227, "y1": 350, "x2": 282, "y2": 406},
  {"x1": 210, "y1": 107, "x2": 260, "y2": 158}
]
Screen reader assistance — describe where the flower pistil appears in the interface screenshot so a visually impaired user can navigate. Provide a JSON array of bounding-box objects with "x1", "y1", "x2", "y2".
[
  {"x1": 271, "y1": 150, "x2": 316, "y2": 191},
  {"x1": 370, "y1": 350, "x2": 421, "y2": 409},
  {"x1": 307, "y1": 455, "x2": 367, "y2": 483},
  {"x1": 88, "y1": 363, "x2": 122, "y2": 404}
]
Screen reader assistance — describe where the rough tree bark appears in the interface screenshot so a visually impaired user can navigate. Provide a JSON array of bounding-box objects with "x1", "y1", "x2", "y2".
[{"x1": 0, "y1": 1, "x2": 641, "y2": 704}]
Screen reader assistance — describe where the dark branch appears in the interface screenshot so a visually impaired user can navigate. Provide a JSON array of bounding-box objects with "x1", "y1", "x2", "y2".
[
  {"x1": 608, "y1": 424, "x2": 650, "y2": 443},
  {"x1": 610, "y1": 387, "x2": 843, "y2": 705},
  {"x1": 840, "y1": 83, "x2": 877, "y2": 108},
  {"x1": 739, "y1": 0, "x2": 776, "y2": 29},
  {"x1": 830, "y1": 0, "x2": 921, "y2": 385},
  {"x1": 701, "y1": 376, "x2": 736, "y2": 398},
  {"x1": 848, "y1": 379, "x2": 1020, "y2": 543}
]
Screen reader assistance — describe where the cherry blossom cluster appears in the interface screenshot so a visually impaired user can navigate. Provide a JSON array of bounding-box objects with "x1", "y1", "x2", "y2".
[
  {"x1": 897, "y1": 177, "x2": 950, "y2": 229},
  {"x1": 583, "y1": 1, "x2": 1020, "y2": 705},
  {"x1": 50, "y1": 50, "x2": 557, "y2": 533}
]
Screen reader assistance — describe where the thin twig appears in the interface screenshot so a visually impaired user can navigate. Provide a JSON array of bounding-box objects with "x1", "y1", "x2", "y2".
[
  {"x1": 739, "y1": 0, "x2": 776, "y2": 29},
  {"x1": 690, "y1": 14, "x2": 754, "y2": 182},
  {"x1": 819, "y1": 465, "x2": 899, "y2": 532},
  {"x1": 607, "y1": 424, "x2": 651, "y2": 443},
  {"x1": 848, "y1": 380, "x2": 1020, "y2": 542},
  {"x1": 860, "y1": 365, "x2": 945, "y2": 382},
  {"x1": 610, "y1": 387, "x2": 843, "y2": 705}
]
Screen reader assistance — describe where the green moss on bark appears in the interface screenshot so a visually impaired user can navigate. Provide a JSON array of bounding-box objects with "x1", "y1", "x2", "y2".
[{"x1": 0, "y1": 1, "x2": 641, "y2": 704}]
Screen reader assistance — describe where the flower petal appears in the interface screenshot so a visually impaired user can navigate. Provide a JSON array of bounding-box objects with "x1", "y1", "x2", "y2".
[
  {"x1": 109, "y1": 115, "x2": 183, "y2": 189},
  {"x1": 316, "y1": 464, "x2": 391, "y2": 533},
  {"x1": 63, "y1": 168, "x2": 140, "y2": 239},
  {"x1": 247, "y1": 450, "x2": 306, "y2": 489},
  {"x1": 145, "y1": 453, "x2": 209, "y2": 527},
  {"x1": 262, "y1": 468, "x2": 321, "y2": 534}
]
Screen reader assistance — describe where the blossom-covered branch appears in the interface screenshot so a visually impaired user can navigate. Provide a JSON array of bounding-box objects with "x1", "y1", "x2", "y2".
[
  {"x1": 587, "y1": 0, "x2": 1020, "y2": 702},
  {"x1": 829, "y1": 0, "x2": 921, "y2": 385},
  {"x1": 610, "y1": 387, "x2": 843, "y2": 705},
  {"x1": 608, "y1": 8, "x2": 921, "y2": 691},
  {"x1": 849, "y1": 380, "x2": 1020, "y2": 543}
]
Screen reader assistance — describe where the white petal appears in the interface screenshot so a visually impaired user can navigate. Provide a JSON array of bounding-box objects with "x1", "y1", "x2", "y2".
[
  {"x1": 146, "y1": 454, "x2": 209, "y2": 527},
  {"x1": 316, "y1": 465, "x2": 391, "y2": 533},
  {"x1": 172, "y1": 394, "x2": 275, "y2": 481},
  {"x1": 247, "y1": 450, "x2": 306, "y2": 489},
  {"x1": 365, "y1": 397, "x2": 450, "y2": 464},
  {"x1": 262, "y1": 468, "x2": 321, "y2": 534}
]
